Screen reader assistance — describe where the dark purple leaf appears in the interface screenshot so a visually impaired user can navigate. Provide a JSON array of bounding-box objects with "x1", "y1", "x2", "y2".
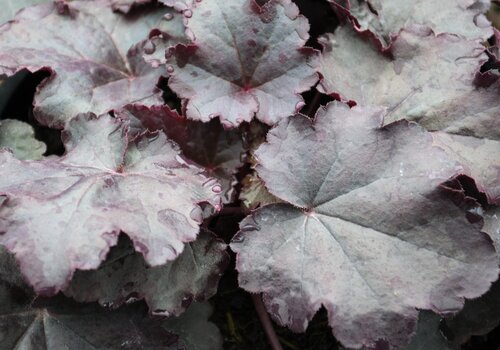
[
  {"x1": 118, "y1": 105, "x2": 244, "y2": 204},
  {"x1": 432, "y1": 132, "x2": 500, "y2": 205},
  {"x1": 319, "y1": 26, "x2": 500, "y2": 203},
  {"x1": 0, "y1": 0, "x2": 48, "y2": 25},
  {"x1": 230, "y1": 102, "x2": 498, "y2": 349},
  {"x1": 163, "y1": 0, "x2": 319, "y2": 127},
  {"x1": 0, "y1": 0, "x2": 174, "y2": 128},
  {"x1": 444, "y1": 208, "x2": 500, "y2": 343},
  {"x1": 329, "y1": 0, "x2": 492, "y2": 48},
  {"x1": 0, "y1": 247, "x2": 222, "y2": 349},
  {"x1": 64, "y1": 230, "x2": 229, "y2": 317},
  {"x1": 0, "y1": 113, "x2": 221, "y2": 294},
  {"x1": 319, "y1": 25, "x2": 498, "y2": 139}
]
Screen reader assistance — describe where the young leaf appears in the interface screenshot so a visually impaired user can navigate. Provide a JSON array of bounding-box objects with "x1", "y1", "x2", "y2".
[
  {"x1": 0, "y1": 0, "x2": 172, "y2": 128},
  {"x1": 0, "y1": 114, "x2": 221, "y2": 294},
  {"x1": 164, "y1": 0, "x2": 319, "y2": 127},
  {"x1": 0, "y1": 119, "x2": 46, "y2": 160},
  {"x1": 64, "y1": 230, "x2": 229, "y2": 317},
  {"x1": 118, "y1": 105, "x2": 244, "y2": 204},
  {"x1": 230, "y1": 102, "x2": 498, "y2": 349},
  {"x1": 329, "y1": 0, "x2": 492, "y2": 48},
  {"x1": 240, "y1": 172, "x2": 281, "y2": 210}
]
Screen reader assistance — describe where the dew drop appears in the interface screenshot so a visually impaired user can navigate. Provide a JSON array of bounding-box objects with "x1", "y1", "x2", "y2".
[
  {"x1": 167, "y1": 65, "x2": 175, "y2": 73},
  {"x1": 295, "y1": 101, "x2": 305, "y2": 111},
  {"x1": 103, "y1": 301, "x2": 115, "y2": 308},
  {"x1": 163, "y1": 13, "x2": 174, "y2": 20},
  {"x1": 232, "y1": 233, "x2": 245, "y2": 243},
  {"x1": 174, "y1": 1, "x2": 188, "y2": 10},
  {"x1": 150, "y1": 59, "x2": 161, "y2": 68},
  {"x1": 143, "y1": 40, "x2": 156, "y2": 54},
  {"x1": 153, "y1": 309, "x2": 170, "y2": 317},
  {"x1": 240, "y1": 224, "x2": 259, "y2": 232},
  {"x1": 212, "y1": 184, "x2": 222, "y2": 193},
  {"x1": 183, "y1": 9, "x2": 193, "y2": 18},
  {"x1": 126, "y1": 296, "x2": 139, "y2": 304}
]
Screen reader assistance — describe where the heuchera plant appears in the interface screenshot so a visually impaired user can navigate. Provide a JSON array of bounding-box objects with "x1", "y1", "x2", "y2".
[{"x1": 0, "y1": 0, "x2": 498, "y2": 349}]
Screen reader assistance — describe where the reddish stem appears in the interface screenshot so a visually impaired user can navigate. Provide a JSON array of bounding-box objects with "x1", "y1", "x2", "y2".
[{"x1": 251, "y1": 293, "x2": 284, "y2": 350}]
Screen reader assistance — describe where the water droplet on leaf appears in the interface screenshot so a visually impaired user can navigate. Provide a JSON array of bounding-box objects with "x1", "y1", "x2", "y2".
[{"x1": 212, "y1": 184, "x2": 222, "y2": 193}]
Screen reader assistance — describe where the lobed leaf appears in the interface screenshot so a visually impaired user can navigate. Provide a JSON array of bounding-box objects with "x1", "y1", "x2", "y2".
[
  {"x1": 432, "y1": 132, "x2": 500, "y2": 205},
  {"x1": 64, "y1": 230, "x2": 229, "y2": 317},
  {"x1": 319, "y1": 26, "x2": 500, "y2": 203},
  {"x1": 329, "y1": 0, "x2": 493, "y2": 48},
  {"x1": 0, "y1": 114, "x2": 221, "y2": 294},
  {"x1": 0, "y1": 0, "x2": 172, "y2": 128},
  {"x1": 0, "y1": 247, "x2": 222, "y2": 349},
  {"x1": 444, "y1": 207, "x2": 500, "y2": 343},
  {"x1": 118, "y1": 105, "x2": 244, "y2": 204},
  {"x1": 164, "y1": 0, "x2": 319, "y2": 127},
  {"x1": 231, "y1": 102, "x2": 498, "y2": 349},
  {"x1": 319, "y1": 25, "x2": 499, "y2": 139}
]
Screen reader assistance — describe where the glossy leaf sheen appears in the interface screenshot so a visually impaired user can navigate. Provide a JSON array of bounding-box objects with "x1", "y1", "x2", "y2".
[
  {"x1": 166, "y1": 0, "x2": 319, "y2": 127},
  {"x1": 231, "y1": 103, "x2": 498, "y2": 349},
  {"x1": 64, "y1": 230, "x2": 229, "y2": 316},
  {"x1": 0, "y1": 0, "x2": 168, "y2": 128},
  {"x1": 0, "y1": 114, "x2": 221, "y2": 294}
]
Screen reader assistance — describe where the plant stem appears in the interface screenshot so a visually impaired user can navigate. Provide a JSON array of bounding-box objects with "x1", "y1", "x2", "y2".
[{"x1": 251, "y1": 293, "x2": 284, "y2": 350}]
